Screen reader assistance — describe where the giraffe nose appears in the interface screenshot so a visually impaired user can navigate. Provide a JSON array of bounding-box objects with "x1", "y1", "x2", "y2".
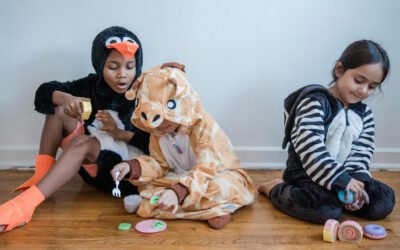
[
  {"x1": 141, "y1": 112, "x2": 161, "y2": 122},
  {"x1": 152, "y1": 114, "x2": 160, "y2": 122}
]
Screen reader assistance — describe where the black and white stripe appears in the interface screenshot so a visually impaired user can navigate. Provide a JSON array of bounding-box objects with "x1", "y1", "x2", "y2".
[
  {"x1": 289, "y1": 98, "x2": 373, "y2": 190},
  {"x1": 342, "y1": 106, "x2": 374, "y2": 176}
]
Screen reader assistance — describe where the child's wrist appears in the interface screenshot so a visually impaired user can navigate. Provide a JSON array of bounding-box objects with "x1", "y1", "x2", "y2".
[
  {"x1": 112, "y1": 129, "x2": 133, "y2": 142},
  {"x1": 125, "y1": 159, "x2": 141, "y2": 179},
  {"x1": 167, "y1": 183, "x2": 189, "y2": 205},
  {"x1": 109, "y1": 128, "x2": 122, "y2": 140}
]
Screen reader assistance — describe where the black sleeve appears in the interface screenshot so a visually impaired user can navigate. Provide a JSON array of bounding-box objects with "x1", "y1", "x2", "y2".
[
  {"x1": 129, "y1": 131, "x2": 150, "y2": 155},
  {"x1": 34, "y1": 74, "x2": 97, "y2": 114},
  {"x1": 119, "y1": 100, "x2": 150, "y2": 155}
]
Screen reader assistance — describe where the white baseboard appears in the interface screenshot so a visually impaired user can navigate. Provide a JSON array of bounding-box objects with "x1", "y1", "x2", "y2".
[
  {"x1": 1, "y1": 145, "x2": 399, "y2": 170},
  {"x1": 0, "y1": 145, "x2": 38, "y2": 169},
  {"x1": 236, "y1": 146, "x2": 400, "y2": 170}
]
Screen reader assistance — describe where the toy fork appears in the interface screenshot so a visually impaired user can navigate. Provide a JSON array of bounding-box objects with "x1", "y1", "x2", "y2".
[{"x1": 112, "y1": 171, "x2": 121, "y2": 198}]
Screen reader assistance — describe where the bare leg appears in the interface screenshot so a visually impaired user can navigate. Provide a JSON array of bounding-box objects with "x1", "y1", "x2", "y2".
[
  {"x1": 0, "y1": 136, "x2": 100, "y2": 232},
  {"x1": 12, "y1": 106, "x2": 80, "y2": 193},
  {"x1": 39, "y1": 106, "x2": 79, "y2": 156},
  {"x1": 37, "y1": 135, "x2": 100, "y2": 198},
  {"x1": 258, "y1": 178, "x2": 284, "y2": 197}
]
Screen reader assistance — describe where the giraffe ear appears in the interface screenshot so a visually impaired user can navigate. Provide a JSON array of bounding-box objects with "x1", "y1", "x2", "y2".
[
  {"x1": 125, "y1": 89, "x2": 136, "y2": 100},
  {"x1": 167, "y1": 70, "x2": 189, "y2": 99},
  {"x1": 125, "y1": 74, "x2": 144, "y2": 100}
]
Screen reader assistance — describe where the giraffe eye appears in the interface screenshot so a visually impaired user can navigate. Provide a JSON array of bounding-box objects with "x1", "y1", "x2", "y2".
[
  {"x1": 167, "y1": 100, "x2": 176, "y2": 109},
  {"x1": 105, "y1": 36, "x2": 122, "y2": 46}
]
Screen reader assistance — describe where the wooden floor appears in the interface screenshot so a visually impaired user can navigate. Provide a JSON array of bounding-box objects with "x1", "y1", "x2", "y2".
[{"x1": 0, "y1": 170, "x2": 399, "y2": 249}]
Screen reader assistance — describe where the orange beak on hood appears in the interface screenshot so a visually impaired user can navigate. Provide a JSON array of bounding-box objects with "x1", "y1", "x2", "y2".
[{"x1": 107, "y1": 42, "x2": 139, "y2": 59}]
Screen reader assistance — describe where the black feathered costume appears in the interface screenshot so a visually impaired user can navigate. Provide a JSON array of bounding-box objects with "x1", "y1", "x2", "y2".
[{"x1": 34, "y1": 26, "x2": 149, "y2": 195}]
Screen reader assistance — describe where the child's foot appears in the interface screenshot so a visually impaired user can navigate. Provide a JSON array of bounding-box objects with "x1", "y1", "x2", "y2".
[
  {"x1": 0, "y1": 186, "x2": 45, "y2": 233},
  {"x1": 123, "y1": 195, "x2": 142, "y2": 214},
  {"x1": 257, "y1": 178, "x2": 283, "y2": 197},
  {"x1": 0, "y1": 222, "x2": 25, "y2": 233},
  {"x1": 207, "y1": 214, "x2": 231, "y2": 229}
]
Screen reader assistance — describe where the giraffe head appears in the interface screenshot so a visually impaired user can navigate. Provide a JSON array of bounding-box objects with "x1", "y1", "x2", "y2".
[{"x1": 125, "y1": 66, "x2": 202, "y2": 134}]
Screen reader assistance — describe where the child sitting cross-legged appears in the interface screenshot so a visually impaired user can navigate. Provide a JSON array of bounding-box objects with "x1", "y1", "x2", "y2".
[{"x1": 110, "y1": 65, "x2": 256, "y2": 229}]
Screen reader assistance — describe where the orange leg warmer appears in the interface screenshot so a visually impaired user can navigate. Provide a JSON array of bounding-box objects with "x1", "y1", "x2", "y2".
[
  {"x1": 12, "y1": 155, "x2": 55, "y2": 193},
  {"x1": 0, "y1": 186, "x2": 45, "y2": 233}
]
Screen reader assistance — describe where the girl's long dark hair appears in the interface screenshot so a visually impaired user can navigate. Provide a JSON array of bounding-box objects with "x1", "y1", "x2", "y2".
[{"x1": 331, "y1": 40, "x2": 390, "y2": 84}]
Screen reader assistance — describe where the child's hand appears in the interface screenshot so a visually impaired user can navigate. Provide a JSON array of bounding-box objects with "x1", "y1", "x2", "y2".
[
  {"x1": 344, "y1": 189, "x2": 370, "y2": 211},
  {"x1": 346, "y1": 178, "x2": 365, "y2": 202},
  {"x1": 96, "y1": 110, "x2": 118, "y2": 136},
  {"x1": 154, "y1": 189, "x2": 179, "y2": 214},
  {"x1": 110, "y1": 162, "x2": 130, "y2": 181},
  {"x1": 63, "y1": 96, "x2": 89, "y2": 121}
]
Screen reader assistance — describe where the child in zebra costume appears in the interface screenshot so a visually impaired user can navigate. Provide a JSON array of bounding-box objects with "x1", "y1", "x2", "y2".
[{"x1": 258, "y1": 40, "x2": 395, "y2": 224}]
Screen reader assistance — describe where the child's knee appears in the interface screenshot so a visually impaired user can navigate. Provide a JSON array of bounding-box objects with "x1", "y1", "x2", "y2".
[
  {"x1": 67, "y1": 135, "x2": 98, "y2": 159},
  {"x1": 69, "y1": 135, "x2": 91, "y2": 148},
  {"x1": 53, "y1": 106, "x2": 65, "y2": 116},
  {"x1": 211, "y1": 171, "x2": 250, "y2": 200},
  {"x1": 271, "y1": 185, "x2": 343, "y2": 224},
  {"x1": 365, "y1": 182, "x2": 395, "y2": 219}
]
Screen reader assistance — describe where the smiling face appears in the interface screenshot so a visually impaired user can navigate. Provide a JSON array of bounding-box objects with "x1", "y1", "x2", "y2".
[
  {"x1": 330, "y1": 62, "x2": 384, "y2": 107},
  {"x1": 103, "y1": 49, "x2": 136, "y2": 94}
]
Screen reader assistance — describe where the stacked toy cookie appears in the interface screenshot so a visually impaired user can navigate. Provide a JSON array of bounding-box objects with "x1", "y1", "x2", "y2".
[{"x1": 323, "y1": 219, "x2": 386, "y2": 243}]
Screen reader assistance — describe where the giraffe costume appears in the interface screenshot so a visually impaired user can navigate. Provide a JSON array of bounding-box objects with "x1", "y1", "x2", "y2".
[{"x1": 124, "y1": 65, "x2": 256, "y2": 222}]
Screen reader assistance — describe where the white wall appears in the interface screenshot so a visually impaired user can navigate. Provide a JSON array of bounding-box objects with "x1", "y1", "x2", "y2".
[{"x1": 0, "y1": 0, "x2": 399, "y2": 169}]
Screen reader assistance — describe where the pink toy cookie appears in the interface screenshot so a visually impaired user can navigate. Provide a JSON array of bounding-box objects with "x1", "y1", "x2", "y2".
[
  {"x1": 363, "y1": 224, "x2": 387, "y2": 240},
  {"x1": 338, "y1": 220, "x2": 363, "y2": 243},
  {"x1": 135, "y1": 219, "x2": 167, "y2": 234}
]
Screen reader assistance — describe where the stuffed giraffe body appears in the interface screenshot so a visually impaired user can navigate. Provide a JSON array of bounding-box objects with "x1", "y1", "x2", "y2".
[{"x1": 125, "y1": 66, "x2": 255, "y2": 220}]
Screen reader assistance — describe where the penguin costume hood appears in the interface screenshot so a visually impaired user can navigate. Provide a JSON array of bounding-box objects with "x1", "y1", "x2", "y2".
[
  {"x1": 90, "y1": 26, "x2": 143, "y2": 111},
  {"x1": 34, "y1": 26, "x2": 144, "y2": 121}
]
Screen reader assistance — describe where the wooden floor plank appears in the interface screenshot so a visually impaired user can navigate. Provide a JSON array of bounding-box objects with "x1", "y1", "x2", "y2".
[{"x1": 0, "y1": 169, "x2": 399, "y2": 249}]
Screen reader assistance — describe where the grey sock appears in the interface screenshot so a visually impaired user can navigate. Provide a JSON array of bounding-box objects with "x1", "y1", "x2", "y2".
[{"x1": 123, "y1": 195, "x2": 142, "y2": 214}]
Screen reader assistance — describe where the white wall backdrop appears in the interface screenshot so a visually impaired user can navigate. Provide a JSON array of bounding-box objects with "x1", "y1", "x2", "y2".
[{"x1": 0, "y1": 0, "x2": 399, "y2": 169}]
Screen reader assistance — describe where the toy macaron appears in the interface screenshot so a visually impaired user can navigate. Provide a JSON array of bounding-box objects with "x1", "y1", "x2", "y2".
[
  {"x1": 149, "y1": 195, "x2": 160, "y2": 205},
  {"x1": 118, "y1": 222, "x2": 132, "y2": 231},
  {"x1": 337, "y1": 190, "x2": 354, "y2": 204},
  {"x1": 363, "y1": 224, "x2": 387, "y2": 239}
]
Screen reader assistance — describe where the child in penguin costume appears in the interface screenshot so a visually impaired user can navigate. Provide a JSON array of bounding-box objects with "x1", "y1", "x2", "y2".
[{"x1": 0, "y1": 26, "x2": 181, "y2": 233}]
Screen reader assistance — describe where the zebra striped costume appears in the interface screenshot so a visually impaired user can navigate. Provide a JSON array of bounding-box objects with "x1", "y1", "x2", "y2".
[
  {"x1": 268, "y1": 84, "x2": 395, "y2": 224},
  {"x1": 282, "y1": 84, "x2": 373, "y2": 190}
]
